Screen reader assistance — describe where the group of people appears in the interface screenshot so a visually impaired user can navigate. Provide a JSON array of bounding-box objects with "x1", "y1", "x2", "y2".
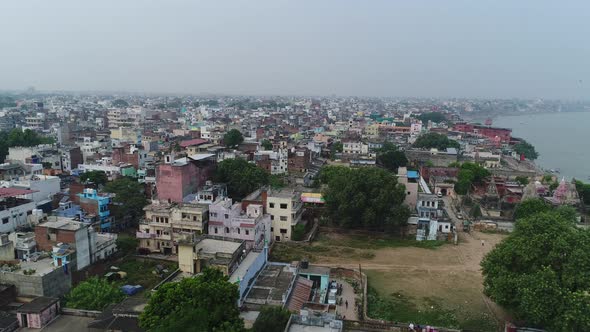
[{"x1": 408, "y1": 322, "x2": 439, "y2": 332}]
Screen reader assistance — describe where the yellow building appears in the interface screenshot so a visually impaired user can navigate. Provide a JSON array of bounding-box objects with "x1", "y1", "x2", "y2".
[
  {"x1": 178, "y1": 237, "x2": 244, "y2": 275},
  {"x1": 266, "y1": 189, "x2": 303, "y2": 242}
]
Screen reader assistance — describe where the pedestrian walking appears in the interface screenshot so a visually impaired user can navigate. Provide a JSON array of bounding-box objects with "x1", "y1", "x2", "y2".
[{"x1": 345, "y1": 300, "x2": 348, "y2": 309}]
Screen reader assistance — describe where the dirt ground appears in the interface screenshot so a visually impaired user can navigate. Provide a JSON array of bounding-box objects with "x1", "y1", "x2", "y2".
[{"x1": 311, "y1": 230, "x2": 509, "y2": 331}]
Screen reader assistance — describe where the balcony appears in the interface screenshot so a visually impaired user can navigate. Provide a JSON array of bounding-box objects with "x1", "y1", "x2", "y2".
[{"x1": 136, "y1": 231, "x2": 155, "y2": 239}]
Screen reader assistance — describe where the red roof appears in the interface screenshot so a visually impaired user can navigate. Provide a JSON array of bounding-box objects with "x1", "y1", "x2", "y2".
[
  {"x1": 0, "y1": 188, "x2": 39, "y2": 198},
  {"x1": 239, "y1": 223, "x2": 255, "y2": 228},
  {"x1": 287, "y1": 277, "x2": 314, "y2": 312},
  {"x1": 179, "y1": 139, "x2": 208, "y2": 148}
]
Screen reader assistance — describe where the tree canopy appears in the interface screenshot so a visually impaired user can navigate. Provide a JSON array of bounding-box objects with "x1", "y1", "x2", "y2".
[
  {"x1": 454, "y1": 162, "x2": 491, "y2": 195},
  {"x1": 376, "y1": 142, "x2": 408, "y2": 172},
  {"x1": 417, "y1": 112, "x2": 447, "y2": 124},
  {"x1": 66, "y1": 277, "x2": 126, "y2": 310},
  {"x1": 214, "y1": 158, "x2": 268, "y2": 200},
  {"x1": 514, "y1": 198, "x2": 551, "y2": 220},
  {"x1": 413, "y1": 132, "x2": 460, "y2": 150},
  {"x1": 0, "y1": 129, "x2": 55, "y2": 163},
  {"x1": 104, "y1": 177, "x2": 149, "y2": 226},
  {"x1": 111, "y1": 99, "x2": 129, "y2": 107},
  {"x1": 261, "y1": 139, "x2": 273, "y2": 151},
  {"x1": 513, "y1": 140, "x2": 539, "y2": 160},
  {"x1": 330, "y1": 141, "x2": 343, "y2": 159},
  {"x1": 515, "y1": 175, "x2": 530, "y2": 186},
  {"x1": 481, "y1": 210, "x2": 590, "y2": 331},
  {"x1": 322, "y1": 166, "x2": 410, "y2": 232},
  {"x1": 224, "y1": 129, "x2": 244, "y2": 148},
  {"x1": 252, "y1": 306, "x2": 291, "y2": 332},
  {"x1": 575, "y1": 180, "x2": 590, "y2": 205},
  {"x1": 139, "y1": 268, "x2": 244, "y2": 332},
  {"x1": 80, "y1": 170, "x2": 108, "y2": 186}
]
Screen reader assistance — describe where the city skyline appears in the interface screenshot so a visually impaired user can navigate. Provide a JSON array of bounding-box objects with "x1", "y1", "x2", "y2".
[{"x1": 1, "y1": 1, "x2": 589, "y2": 99}]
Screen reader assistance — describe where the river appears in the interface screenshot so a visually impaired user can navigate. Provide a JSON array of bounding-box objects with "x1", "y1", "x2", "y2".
[{"x1": 494, "y1": 112, "x2": 590, "y2": 181}]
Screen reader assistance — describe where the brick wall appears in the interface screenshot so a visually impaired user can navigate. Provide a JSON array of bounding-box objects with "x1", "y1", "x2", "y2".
[{"x1": 34, "y1": 227, "x2": 77, "y2": 251}]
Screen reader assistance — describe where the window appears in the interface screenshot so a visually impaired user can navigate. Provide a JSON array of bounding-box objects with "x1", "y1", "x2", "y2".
[
  {"x1": 270, "y1": 215, "x2": 274, "y2": 221},
  {"x1": 225, "y1": 227, "x2": 229, "y2": 233},
  {"x1": 280, "y1": 228, "x2": 288, "y2": 234},
  {"x1": 245, "y1": 230, "x2": 249, "y2": 235},
  {"x1": 214, "y1": 227, "x2": 218, "y2": 234},
  {"x1": 224, "y1": 214, "x2": 229, "y2": 219},
  {"x1": 276, "y1": 236, "x2": 280, "y2": 241},
  {"x1": 237, "y1": 228, "x2": 241, "y2": 234},
  {"x1": 271, "y1": 227, "x2": 274, "y2": 232},
  {"x1": 193, "y1": 216, "x2": 198, "y2": 221},
  {"x1": 269, "y1": 203, "x2": 275, "y2": 208},
  {"x1": 280, "y1": 203, "x2": 288, "y2": 209},
  {"x1": 280, "y1": 216, "x2": 288, "y2": 221},
  {"x1": 407, "y1": 191, "x2": 411, "y2": 195},
  {"x1": 2, "y1": 218, "x2": 8, "y2": 224}
]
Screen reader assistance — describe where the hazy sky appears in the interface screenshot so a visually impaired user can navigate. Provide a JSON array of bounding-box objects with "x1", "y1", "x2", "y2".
[{"x1": 1, "y1": 1, "x2": 589, "y2": 99}]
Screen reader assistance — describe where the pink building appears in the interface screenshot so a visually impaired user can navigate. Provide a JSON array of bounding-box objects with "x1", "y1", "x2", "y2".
[
  {"x1": 156, "y1": 154, "x2": 216, "y2": 203},
  {"x1": 17, "y1": 297, "x2": 60, "y2": 329},
  {"x1": 208, "y1": 198, "x2": 271, "y2": 250}
]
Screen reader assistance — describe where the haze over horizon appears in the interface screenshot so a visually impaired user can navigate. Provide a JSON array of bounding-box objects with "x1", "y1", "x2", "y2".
[{"x1": 1, "y1": 1, "x2": 589, "y2": 99}]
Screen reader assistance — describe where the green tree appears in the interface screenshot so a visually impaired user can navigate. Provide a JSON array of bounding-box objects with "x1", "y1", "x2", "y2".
[
  {"x1": 417, "y1": 112, "x2": 447, "y2": 124},
  {"x1": 224, "y1": 129, "x2": 244, "y2": 148},
  {"x1": 0, "y1": 129, "x2": 54, "y2": 163},
  {"x1": 116, "y1": 234, "x2": 139, "y2": 255},
  {"x1": 471, "y1": 203, "x2": 482, "y2": 219},
  {"x1": 515, "y1": 175, "x2": 530, "y2": 186},
  {"x1": 80, "y1": 170, "x2": 108, "y2": 186},
  {"x1": 139, "y1": 268, "x2": 244, "y2": 332},
  {"x1": 513, "y1": 140, "x2": 539, "y2": 160},
  {"x1": 291, "y1": 224, "x2": 306, "y2": 241},
  {"x1": 269, "y1": 174, "x2": 286, "y2": 189},
  {"x1": 413, "y1": 132, "x2": 460, "y2": 150},
  {"x1": 454, "y1": 162, "x2": 490, "y2": 195},
  {"x1": 330, "y1": 141, "x2": 343, "y2": 159},
  {"x1": 214, "y1": 159, "x2": 269, "y2": 200},
  {"x1": 575, "y1": 180, "x2": 590, "y2": 205},
  {"x1": 514, "y1": 198, "x2": 551, "y2": 220},
  {"x1": 104, "y1": 177, "x2": 148, "y2": 226},
  {"x1": 252, "y1": 306, "x2": 291, "y2": 332},
  {"x1": 261, "y1": 140, "x2": 273, "y2": 151},
  {"x1": 322, "y1": 166, "x2": 410, "y2": 232},
  {"x1": 481, "y1": 211, "x2": 590, "y2": 331},
  {"x1": 376, "y1": 142, "x2": 408, "y2": 172},
  {"x1": 112, "y1": 99, "x2": 129, "y2": 107},
  {"x1": 66, "y1": 277, "x2": 126, "y2": 310}
]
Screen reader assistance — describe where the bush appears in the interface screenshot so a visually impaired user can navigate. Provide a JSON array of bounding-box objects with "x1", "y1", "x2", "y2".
[{"x1": 292, "y1": 224, "x2": 306, "y2": 241}]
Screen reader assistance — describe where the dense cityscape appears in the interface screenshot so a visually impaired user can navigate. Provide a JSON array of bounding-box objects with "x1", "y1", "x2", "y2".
[{"x1": 0, "y1": 91, "x2": 588, "y2": 332}]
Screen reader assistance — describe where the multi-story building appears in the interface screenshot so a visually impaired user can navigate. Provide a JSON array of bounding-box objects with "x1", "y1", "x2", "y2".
[
  {"x1": 253, "y1": 149, "x2": 288, "y2": 174},
  {"x1": 416, "y1": 193, "x2": 452, "y2": 241},
  {"x1": 342, "y1": 141, "x2": 368, "y2": 155},
  {"x1": 4, "y1": 175, "x2": 61, "y2": 209},
  {"x1": 34, "y1": 217, "x2": 117, "y2": 270},
  {"x1": 78, "y1": 188, "x2": 113, "y2": 232},
  {"x1": 287, "y1": 148, "x2": 311, "y2": 173},
  {"x1": 156, "y1": 154, "x2": 216, "y2": 203},
  {"x1": 137, "y1": 201, "x2": 209, "y2": 254},
  {"x1": 208, "y1": 198, "x2": 271, "y2": 250},
  {"x1": 0, "y1": 188, "x2": 37, "y2": 234},
  {"x1": 266, "y1": 188, "x2": 304, "y2": 242}
]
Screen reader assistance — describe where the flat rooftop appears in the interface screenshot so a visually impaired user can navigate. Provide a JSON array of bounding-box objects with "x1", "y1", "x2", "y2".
[
  {"x1": 37, "y1": 218, "x2": 85, "y2": 231},
  {"x1": 230, "y1": 251, "x2": 261, "y2": 284},
  {"x1": 299, "y1": 265, "x2": 330, "y2": 276},
  {"x1": 245, "y1": 263, "x2": 295, "y2": 304},
  {"x1": 18, "y1": 258, "x2": 57, "y2": 276},
  {"x1": 196, "y1": 238, "x2": 241, "y2": 255}
]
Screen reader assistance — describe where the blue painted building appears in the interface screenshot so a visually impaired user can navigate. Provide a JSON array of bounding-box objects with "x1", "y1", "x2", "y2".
[{"x1": 78, "y1": 188, "x2": 113, "y2": 231}]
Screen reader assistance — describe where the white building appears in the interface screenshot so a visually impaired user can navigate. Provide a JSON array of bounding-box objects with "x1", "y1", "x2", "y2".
[
  {"x1": 266, "y1": 188, "x2": 304, "y2": 242},
  {"x1": 1, "y1": 175, "x2": 60, "y2": 207},
  {"x1": 0, "y1": 188, "x2": 38, "y2": 234}
]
